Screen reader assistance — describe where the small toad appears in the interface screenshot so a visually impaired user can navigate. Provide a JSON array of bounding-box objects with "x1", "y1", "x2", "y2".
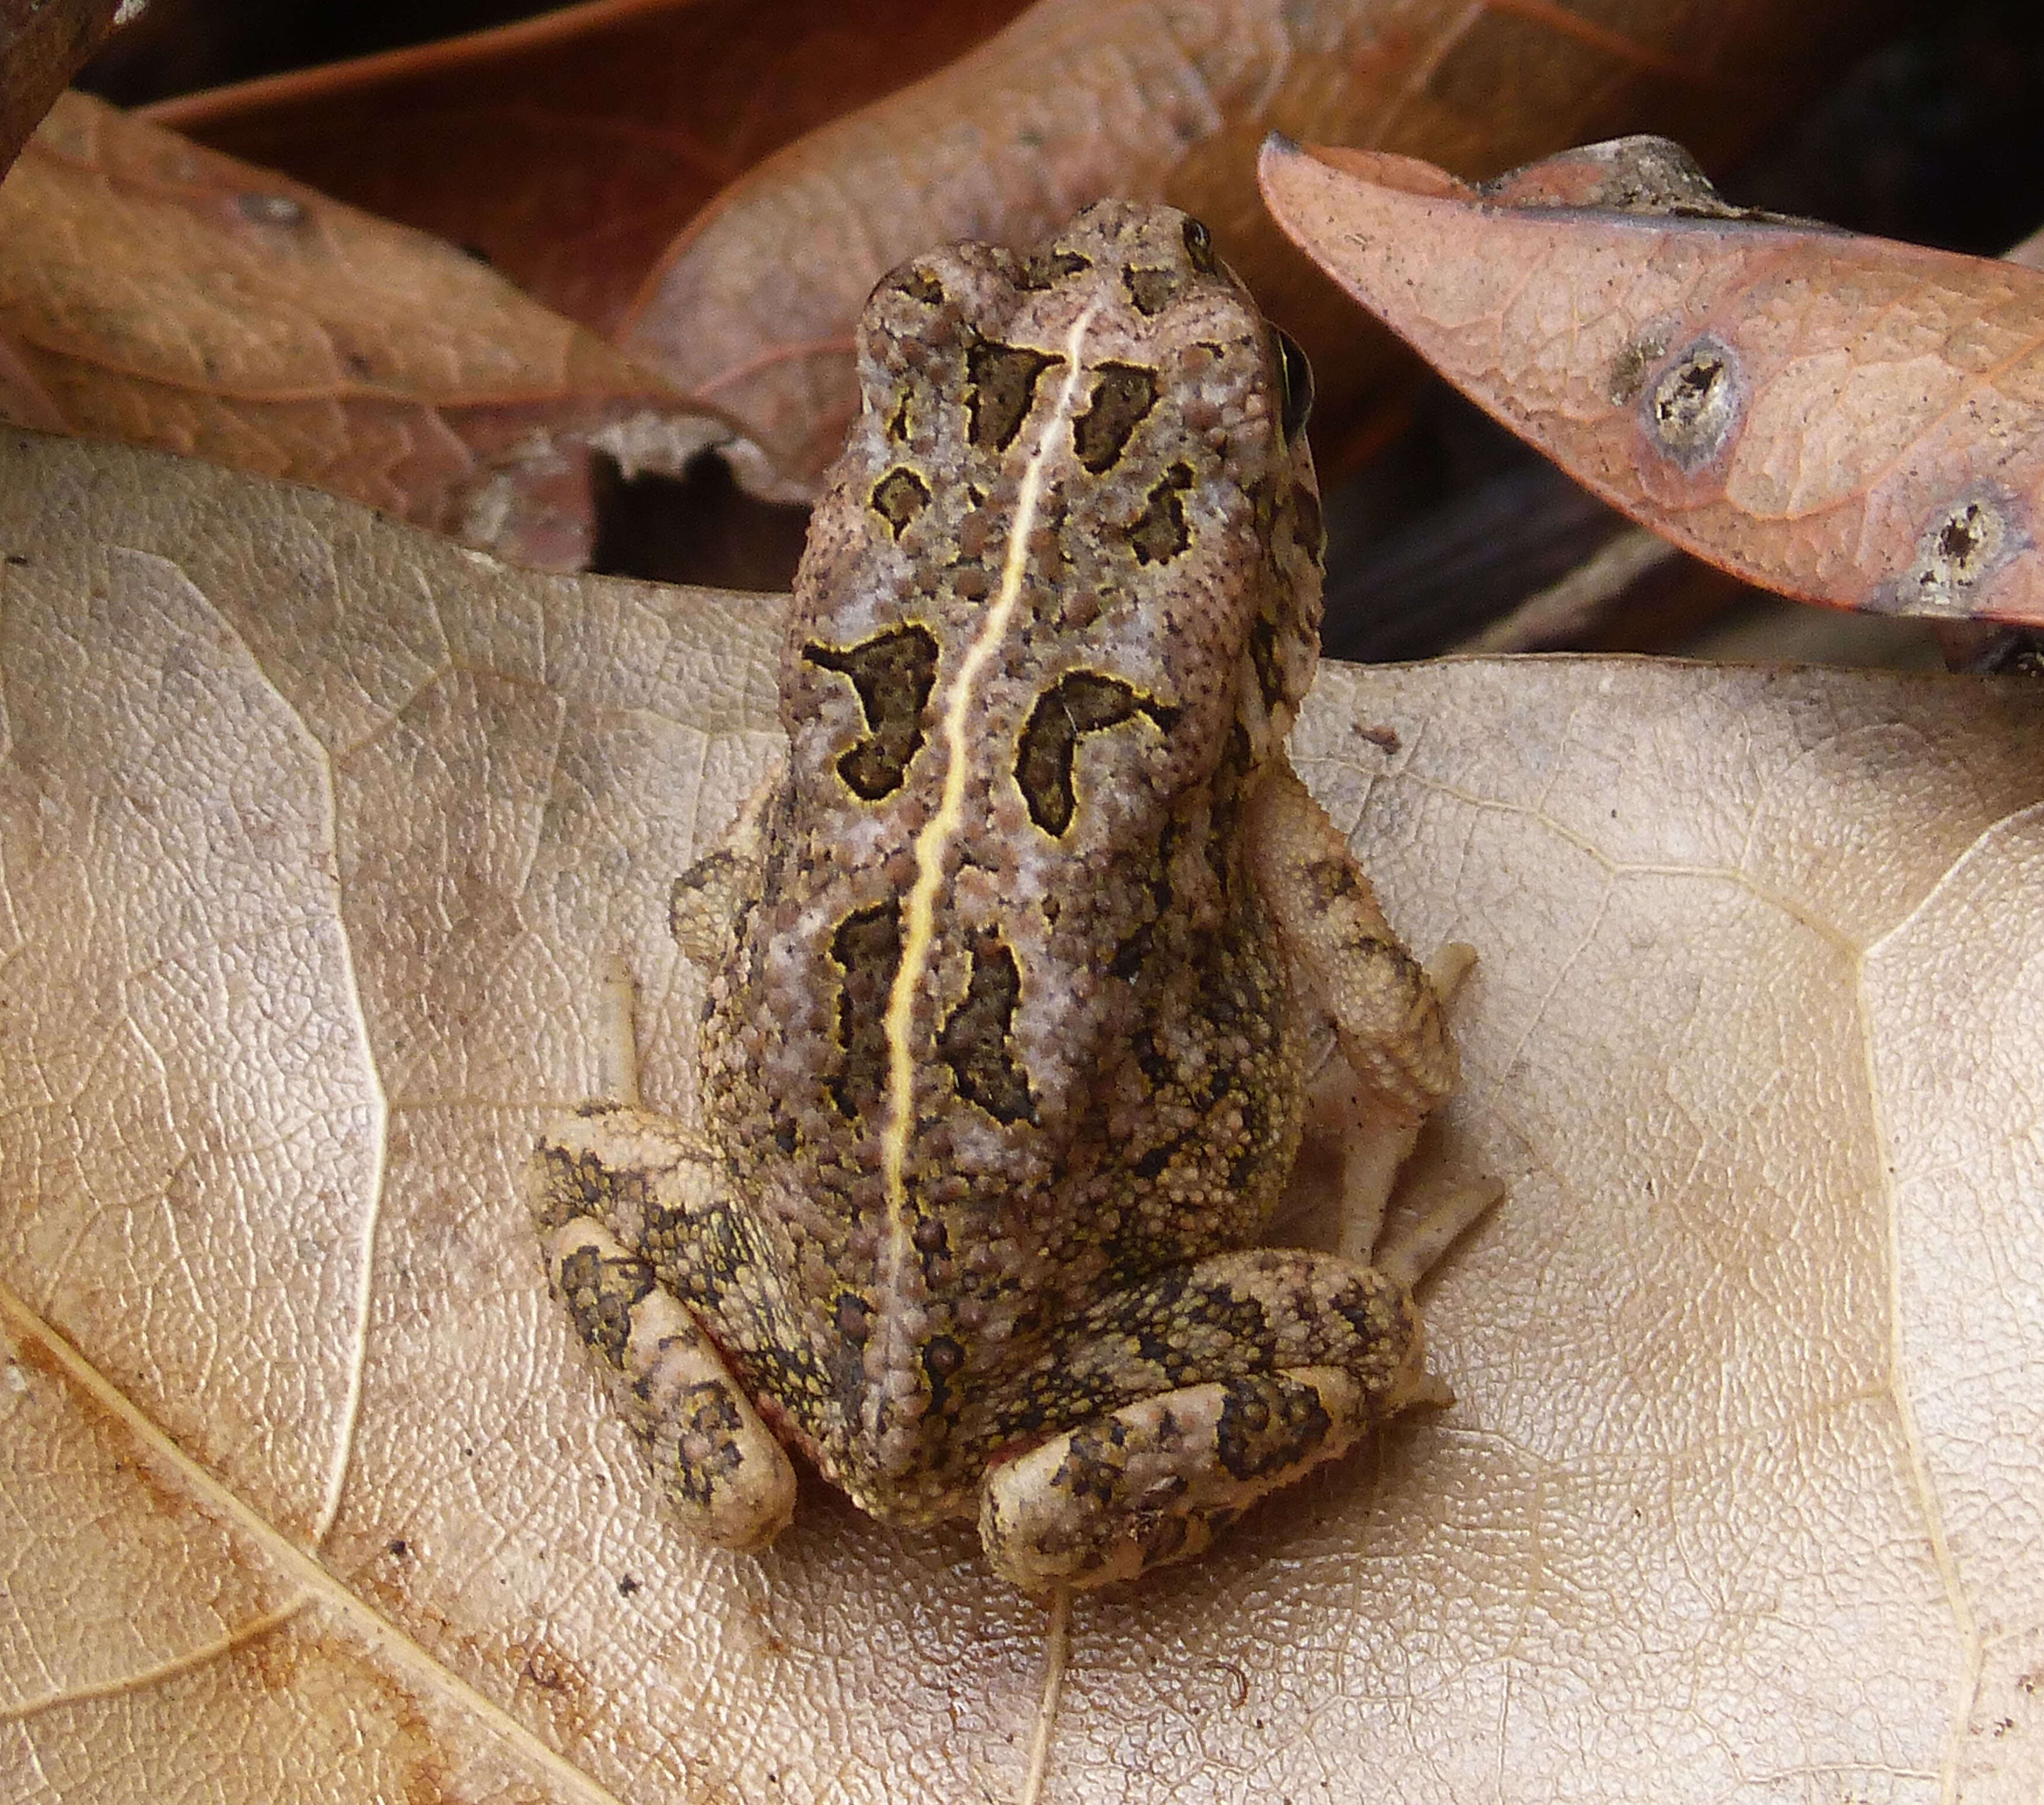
[{"x1": 529, "y1": 202, "x2": 1493, "y2": 1591}]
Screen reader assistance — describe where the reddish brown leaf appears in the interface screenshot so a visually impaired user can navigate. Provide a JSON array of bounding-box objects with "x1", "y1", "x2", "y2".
[
  {"x1": 1261, "y1": 133, "x2": 2044, "y2": 628},
  {"x1": 613, "y1": 0, "x2": 1876, "y2": 489},
  {"x1": 143, "y1": 0, "x2": 1024, "y2": 341},
  {"x1": 0, "y1": 88, "x2": 744, "y2": 570},
  {"x1": 0, "y1": 0, "x2": 115, "y2": 174}
]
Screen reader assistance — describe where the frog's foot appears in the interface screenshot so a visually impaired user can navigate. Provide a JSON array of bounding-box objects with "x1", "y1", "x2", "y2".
[
  {"x1": 528, "y1": 1106, "x2": 796, "y2": 1552},
  {"x1": 976, "y1": 1247, "x2": 1432, "y2": 1593}
]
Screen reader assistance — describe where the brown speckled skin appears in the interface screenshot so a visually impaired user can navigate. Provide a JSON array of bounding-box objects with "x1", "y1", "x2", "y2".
[{"x1": 530, "y1": 203, "x2": 1470, "y2": 1590}]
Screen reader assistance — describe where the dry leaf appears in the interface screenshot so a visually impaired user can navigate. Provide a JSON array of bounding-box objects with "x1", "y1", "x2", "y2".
[
  {"x1": 613, "y1": 0, "x2": 1870, "y2": 489},
  {"x1": 3, "y1": 426, "x2": 2042, "y2": 1799},
  {"x1": 1260, "y1": 133, "x2": 2044, "y2": 628},
  {"x1": 0, "y1": 88, "x2": 745, "y2": 570},
  {"x1": 143, "y1": 0, "x2": 1026, "y2": 341},
  {"x1": 0, "y1": 0, "x2": 115, "y2": 175}
]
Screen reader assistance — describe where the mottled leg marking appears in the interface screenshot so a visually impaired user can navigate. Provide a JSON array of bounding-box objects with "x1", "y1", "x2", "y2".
[
  {"x1": 1247, "y1": 756, "x2": 1459, "y2": 1119},
  {"x1": 977, "y1": 1247, "x2": 1432, "y2": 1593},
  {"x1": 527, "y1": 1106, "x2": 795, "y2": 1552},
  {"x1": 1249, "y1": 756, "x2": 1469, "y2": 1256},
  {"x1": 669, "y1": 766, "x2": 779, "y2": 966}
]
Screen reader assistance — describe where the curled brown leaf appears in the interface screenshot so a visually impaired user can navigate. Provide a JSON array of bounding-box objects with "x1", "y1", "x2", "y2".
[
  {"x1": 144, "y1": 0, "x2": 1026, "y2": 341},
  {"x1": 614, "y1": 0, "x2": 1872, "y2": 489},
  {"x1": 1261, "y1": 132, "x2": 2044, "y2": 627},
  {"x1": 0, "y1": 88, "x2": 745, "y2": 569}
]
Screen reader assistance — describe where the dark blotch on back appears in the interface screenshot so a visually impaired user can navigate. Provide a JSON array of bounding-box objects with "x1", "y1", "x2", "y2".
[
  {"x1": 827, "y1": 900, "x2": 903, "y2": 1118},
  {"x1": 1015, "y1": 671, "x2": 1180, "y2": 835},
  {"x1": 869, "y1": 465, "x2": 930, "y2": 537},
  {"x1": 1073, "y1": 362, "x2": 1159, "y2": 472},
  {"x1": 1130, "y1": 463, "x2": 1194, "y2": 565},
  {"x1": 937, "y1": 935, "x2": 1035, "y2": 1123},
  {"x1": 967, "y1": 340, "x2": 1058, "y2": 452},
  {"x1": 1124, "y1": 265, "x2": 1182, "y2": 316},
  {"x1": 1016, "y1": 247, "x2": 1093, "y2": 291},
  {"x1": 803, "y1": 624, "x2": 939, "y2": 800}
]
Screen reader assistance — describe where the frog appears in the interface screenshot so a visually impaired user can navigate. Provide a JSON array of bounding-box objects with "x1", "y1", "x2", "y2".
[{"x1": 527, "y1": 200, "x2": 1494, "y2": 1593}]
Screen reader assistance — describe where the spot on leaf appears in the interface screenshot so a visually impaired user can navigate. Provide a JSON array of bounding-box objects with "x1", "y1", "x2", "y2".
[{"x1": 1644, "y1": 337, "x2": 1742, "y2": 468}]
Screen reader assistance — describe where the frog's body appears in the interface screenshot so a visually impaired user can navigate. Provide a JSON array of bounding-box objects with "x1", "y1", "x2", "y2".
[{"x1": 530, "y1": 203, "x2": 1490, "y2": 1591}]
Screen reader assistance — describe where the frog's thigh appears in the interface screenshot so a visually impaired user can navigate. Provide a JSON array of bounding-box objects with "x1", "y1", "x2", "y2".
[
  {"x1": 527, "y1": 1106, "x2": 795, "y2": 1552},
  {"x1": 978, "y1": 1247, "x2": 1427, "y2": 1593}
]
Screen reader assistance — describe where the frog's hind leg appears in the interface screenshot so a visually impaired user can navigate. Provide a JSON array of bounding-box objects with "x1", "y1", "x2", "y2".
[
  {"x1": 977, "y1": 1246, "x2": 1435, "y2": 1593},
  {"x1": 527, "y1": 1105, "x2": 797, "y2": 1551}
]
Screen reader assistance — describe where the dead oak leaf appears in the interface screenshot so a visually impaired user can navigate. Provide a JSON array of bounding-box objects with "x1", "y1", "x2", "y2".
[
  {"x1": 2, "y1": 428, "x2": 2042, "y2": 1800},
  {"x1": 142, "y1": 0, "x2": 1027, "y2": 344},
  {"x1": 0, "y1": 89, "x2": 744, "y2": 571},
  {"x1": 612, "y1": 0, "x2": 1872, "y2": 490},
  {"x1": 1261, "y1": 132, "x2": 2044, "y2": 629}
]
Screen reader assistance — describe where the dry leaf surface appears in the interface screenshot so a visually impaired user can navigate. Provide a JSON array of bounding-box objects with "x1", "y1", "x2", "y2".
[
  {"x1": 144, "y1": 0, "x2": 1025, "y2": 343},
  {"x1": 614, "y1": 0, "x2": 1866, "y2": 488},
  {"x1": 0, "y1": 89, "x2": 740, "y2": 570},
  {"x1": 3, "y1": 429, "x2": 2042, "y2": 1801},
  {"x1": 1261, "y1": 134, "x2": 2044, "y2": 628}
]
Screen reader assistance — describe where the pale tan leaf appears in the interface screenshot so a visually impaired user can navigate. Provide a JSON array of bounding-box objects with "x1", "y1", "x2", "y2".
[{"x1": 2, "y1": 428, "x2": 2040, "y2": 1801}]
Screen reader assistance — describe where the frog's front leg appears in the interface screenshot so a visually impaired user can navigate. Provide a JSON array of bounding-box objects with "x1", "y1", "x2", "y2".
[
  {"x1": 978, "y1": 1243, "x2": 1449, "y2": 1592},
  {"x1": 527, "y1": 1105, "x2": 796, "y2": 1552},
  {"x1": 1248, "y1": 756, "x2": 1486, "y2": 1256}
]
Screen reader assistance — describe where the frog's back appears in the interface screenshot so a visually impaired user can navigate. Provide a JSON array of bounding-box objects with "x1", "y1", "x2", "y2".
[{"x1": 698, "y1": 203, "x2": 1325, "y2": 1518}]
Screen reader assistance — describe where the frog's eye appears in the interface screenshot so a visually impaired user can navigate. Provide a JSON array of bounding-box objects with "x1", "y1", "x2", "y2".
[
  {"x1": 1180, "y1": 215, "x2": 1217, "y2": 274},
  {"x1": 1271, "y1": 327, "x2": 1314, "y2": 442}
]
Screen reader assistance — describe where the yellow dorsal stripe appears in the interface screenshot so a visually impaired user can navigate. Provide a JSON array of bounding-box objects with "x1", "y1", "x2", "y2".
[{"x1": 876, "y1": 303, "x2": 1099, "y2": 1302}]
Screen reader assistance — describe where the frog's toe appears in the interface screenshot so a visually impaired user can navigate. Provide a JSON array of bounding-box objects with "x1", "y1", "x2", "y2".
[
  {"x1": 978, "y1": 1367, "x2": 1369, "y2": 1592},
  {"x1": 539, "y1": 1215, "x2": 796, "y2": 1552}
]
